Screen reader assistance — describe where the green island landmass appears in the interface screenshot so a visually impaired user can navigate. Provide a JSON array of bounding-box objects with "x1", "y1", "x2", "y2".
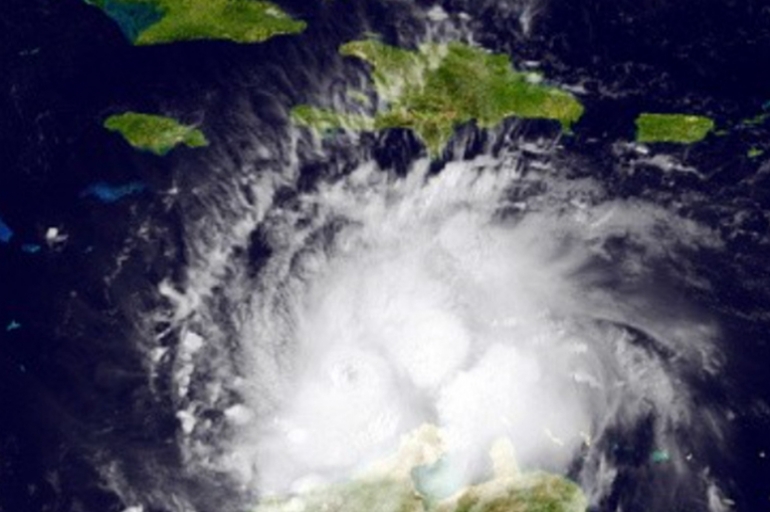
[
  {"x1": 634, "y1": 113, "x2": 715, "y2": 144},
  {"x1": 740, "y1": 112, "x2": 770, "y2": 127},
  {"x1": 84, "y1": 0, "x2": 306, "y2": 45},
  {"x1": 254, "y1": 426, "x2": 587, "y2": 512},
  {"x1": 291, "y1": 40, "x2": 584, "y2": 155},
  {"x1": 104, "y1": 112, "x2": 208, "y2": 155}
]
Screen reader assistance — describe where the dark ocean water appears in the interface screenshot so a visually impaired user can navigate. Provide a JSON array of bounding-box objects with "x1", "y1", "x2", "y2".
[{"x1": 2, "y1": 1, "x2": 770, "y2": 511}]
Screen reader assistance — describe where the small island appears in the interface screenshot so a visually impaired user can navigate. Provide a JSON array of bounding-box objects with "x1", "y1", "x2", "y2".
[
  {"x1": 291, "y1": 40, "x2": 584, "y2": 155},
  {"x1": 634, "y1": 113, "x2": 715, "y2": 144},
  {"x1": 84, "y1": 0, "x2": 306, "y2": 45},
  {"x1": 104, "y1": 112, "x2": 208, "y2": 155}
]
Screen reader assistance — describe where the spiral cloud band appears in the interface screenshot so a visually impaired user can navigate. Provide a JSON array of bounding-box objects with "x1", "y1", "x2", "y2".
[{"x1": 152, "y1": 155, "x2": 730, "y2": 510}]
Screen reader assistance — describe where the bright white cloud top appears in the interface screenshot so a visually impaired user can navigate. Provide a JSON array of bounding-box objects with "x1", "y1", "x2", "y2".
[{"x1": 154, "y1": 152, "x2": 729, "y2": 511}]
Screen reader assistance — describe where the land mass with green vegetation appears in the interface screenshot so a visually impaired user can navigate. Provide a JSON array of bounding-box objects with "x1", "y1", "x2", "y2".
[
  {"x1": 104, "y1": 112, "x2": 208, "y2": 155},
  {"x1": 291, "y1": 40, "x2": 584, "y2": 155},
  {"x1": 84, "y1": 0, "x2": 306, "y2": 45},
  {"x1": 255, "y1": 472, "x2": 585, "y2": 512},
  {"x1": 254, "y1": 426, "x2": 587, "y2": 512},
  {"x1": 634, "y1": 113, "x2": 715, "y2": 144}
]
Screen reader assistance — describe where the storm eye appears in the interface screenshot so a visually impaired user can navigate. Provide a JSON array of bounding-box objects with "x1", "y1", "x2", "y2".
[
  {"x1": 330, "y1": 360, "x2": 363, "y2": 386},
  {"x1": 231, "y1": 157, "x2": 729, "y2": 512}
]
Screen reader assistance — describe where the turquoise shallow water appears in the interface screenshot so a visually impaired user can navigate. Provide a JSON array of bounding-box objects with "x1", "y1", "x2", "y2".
[
  {"x1": 81, "y1": 181, "x2": 146, "y2": 203},
  {"x1": 101, "y1": 0, "x2": 162, "y2": 42},
  {"x1": 0, "y1": 216, "x2": 13, "y2": 243},
  {"x1": 410, "y1": 455, "x2": 465, "y2": 502}
]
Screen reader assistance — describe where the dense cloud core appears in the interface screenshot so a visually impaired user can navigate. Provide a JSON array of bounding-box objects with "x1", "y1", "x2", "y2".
[{"x1": 166, "y1": 156, "x2": 727, "y2": 504}]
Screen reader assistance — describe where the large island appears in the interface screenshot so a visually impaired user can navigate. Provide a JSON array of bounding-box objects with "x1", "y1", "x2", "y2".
[
  {"x1": 291, "y1": 40, "x2": 584, "y2": 155},
  {"x1": 84, "y1": 0, "x2": 306, "y2": 45},
  {"x1": 104, "y1": 112, "x2": 208, "y2": 155},
  {"x1": 254, "y1": 425, "x2": 587, "y2": 512},
  {"x1": 634, "y1": 113, "x2": 715, "y2": 144}
]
